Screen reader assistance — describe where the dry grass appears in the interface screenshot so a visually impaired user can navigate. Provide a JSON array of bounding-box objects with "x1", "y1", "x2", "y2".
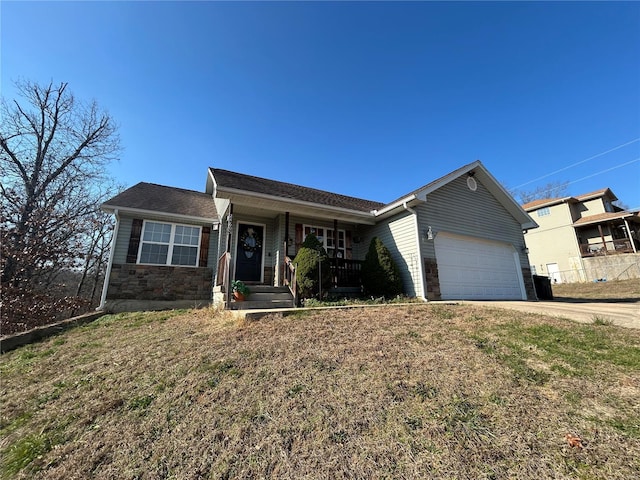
[
  {"x1": 551, "y1": 278, "x2": 640, "y2": 301},
  {"x1": 1, "y1": 305, "x2": 639, "y2": 479}
]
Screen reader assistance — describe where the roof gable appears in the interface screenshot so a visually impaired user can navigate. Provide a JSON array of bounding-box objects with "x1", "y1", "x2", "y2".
[
  {"x1": 375, "y1": 160, "x2": 538, "y2": 229},
  {"x1": 102, "y1": 182, "x2": 218, "y2": 222}
]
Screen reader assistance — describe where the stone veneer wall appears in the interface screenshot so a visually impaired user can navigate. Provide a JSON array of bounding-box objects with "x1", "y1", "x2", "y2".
[
  {"x1": 521, "y1": 267, "x2": 536, "y2": 300},
  {"x1": 107, "y1": 264, "x2": 213, "y2": 301},
  {"x1": 423, "y1": 257, "x2": 441, "y2": 301}
]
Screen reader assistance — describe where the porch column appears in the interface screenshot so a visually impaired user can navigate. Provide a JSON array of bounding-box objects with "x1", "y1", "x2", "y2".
[
  {"x1": 598, "y1": 224, "x2": 607, "y2": 254},
  {"x1": 333, "y1": 219, "x2": 339, "y2": 289},
  {"x1": 226, "y1": 204, "x2": 233, "y2": 305},
  {"x1": 624, "y1": 218, "x2": 637, "y2": 253},
  {"x1": 285, "y1": 212, "x2": 290, "y2": 257},
  {"x1": 283, "y1": 212, "x2": 290, "y2": 287},
  {"x1": 226, "y1": 204, "x2": 234, "y2": 253}
]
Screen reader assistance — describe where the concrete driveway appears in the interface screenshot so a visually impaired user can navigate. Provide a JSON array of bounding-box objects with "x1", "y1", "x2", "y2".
[{"x1": 465, "y1": 299, "x2": 640, "y2": 329}]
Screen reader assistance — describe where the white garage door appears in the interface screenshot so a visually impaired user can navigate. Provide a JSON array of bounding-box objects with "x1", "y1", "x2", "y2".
[{"x1": 435, "y1": 232, "x2": 525, "y2": 300}]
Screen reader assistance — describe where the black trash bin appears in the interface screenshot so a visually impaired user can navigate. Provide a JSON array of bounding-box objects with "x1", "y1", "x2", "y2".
[{"x1": 532, "y1": 275, "x2": 553, "y2": 300}]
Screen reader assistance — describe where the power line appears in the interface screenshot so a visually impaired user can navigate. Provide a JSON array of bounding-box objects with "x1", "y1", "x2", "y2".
[
  {"x1": 514, "y1": 137, "x2": 640, "y2": 189},
  {"x1": 519, "y1": 157, "x2": 640, "y2": 201},
  {"x1": 565, "y1": 157, "x2": 640, "y2": 187}
]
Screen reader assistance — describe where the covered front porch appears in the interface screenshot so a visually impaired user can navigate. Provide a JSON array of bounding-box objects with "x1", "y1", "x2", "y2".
[
  {"x1": 212, "y1": 205, "x2": 374, "y2": 310},
  {"x1": 575, "y1": 212, "x2": 640, "y2": 257}
]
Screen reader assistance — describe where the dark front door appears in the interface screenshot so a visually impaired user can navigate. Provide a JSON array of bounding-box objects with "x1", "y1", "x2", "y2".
[{"x1": 235, "y1": 223, "x2": 264, "y2": 282}]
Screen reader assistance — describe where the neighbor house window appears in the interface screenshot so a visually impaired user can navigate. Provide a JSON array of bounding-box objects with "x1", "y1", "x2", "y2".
[
  {"x1": 138, "y1": 221, "x2": 201, "y2": 266},
  {"x1": 304, "y1": 225, "x2": 345, "y2": 258},
  {"x1": 537, "y1": 207, "x2": 550, "y2": 217}
]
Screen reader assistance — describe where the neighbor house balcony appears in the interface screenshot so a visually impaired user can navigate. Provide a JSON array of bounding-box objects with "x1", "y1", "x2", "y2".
[{"x1": 580, "y1": 239, "x2": 635, "y2": 257}]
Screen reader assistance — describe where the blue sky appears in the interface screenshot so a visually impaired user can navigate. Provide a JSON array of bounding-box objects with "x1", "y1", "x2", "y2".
[{"x1": 2, "y1": 1, "x2": 639, "y2": 208}]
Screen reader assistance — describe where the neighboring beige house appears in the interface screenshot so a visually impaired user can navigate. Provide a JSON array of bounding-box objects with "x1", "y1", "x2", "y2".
[{"x1": 523, "y1": 188, "x2": 640, "y2": 283}]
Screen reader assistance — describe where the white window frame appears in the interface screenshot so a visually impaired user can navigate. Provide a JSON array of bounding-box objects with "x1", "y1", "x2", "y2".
[
  {"x1": 137, "y1": 220, "x2": 202, "y2": 267},
  {"x1": 537, "y1": 207, "x2": 550, "y2": 217},
  {"x1": 304, "y1": 224, "x2": 346, "y2": 258}
]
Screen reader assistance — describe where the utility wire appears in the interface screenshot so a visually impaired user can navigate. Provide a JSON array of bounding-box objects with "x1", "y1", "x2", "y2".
[
  {"x1": 514, "y1": 137, "x2": 640, "y2": 189},
  {"x1": 519, "y1": 157, "x2": 640, "y2": 201},
  {"x1": 566, "y1": 157, "x2": 640, "y2": 187}
]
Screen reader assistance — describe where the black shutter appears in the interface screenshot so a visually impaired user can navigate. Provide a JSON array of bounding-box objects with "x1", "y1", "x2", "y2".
[
  {"x1": 126, "y1": 219, "x2": 143, "y2": 263},
  {"x1": 199, "y1": 226, "x2": 210, "y2": 267}
]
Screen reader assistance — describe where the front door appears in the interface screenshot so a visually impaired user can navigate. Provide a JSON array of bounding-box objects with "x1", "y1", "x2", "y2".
[
  {"x1": 546, "y1": 263, "x2": 561, "y2": 284},
  {"x1": 235, "y1": 223, "x2": 264, "y2": 282}
]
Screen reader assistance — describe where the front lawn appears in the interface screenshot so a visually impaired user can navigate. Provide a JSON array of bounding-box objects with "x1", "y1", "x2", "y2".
[{"x1": 1, "y1": 305, "x2": 639, "y2": 479}]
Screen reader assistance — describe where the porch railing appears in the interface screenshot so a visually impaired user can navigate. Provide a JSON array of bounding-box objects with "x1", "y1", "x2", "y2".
[
  {"x1": 217, "y1": 252, "x2": 231, "y2": 305},
  {"x1": 580, "y1": 239, "x2": 634, "y2": 257},
  {"x1": 283, "y1": 256, "x2": 298, "y2": 306},
  {"x1": 329, "y1": 258, "x2": 363, "y2": 288}
]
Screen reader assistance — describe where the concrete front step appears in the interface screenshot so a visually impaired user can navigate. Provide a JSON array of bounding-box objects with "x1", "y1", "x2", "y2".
[
  {"x1": 227, "y1": 285, "x2": 294, "y2": 310},
  {"x1": 228, "y1": 299, "x2": 294, "y2": 310}
]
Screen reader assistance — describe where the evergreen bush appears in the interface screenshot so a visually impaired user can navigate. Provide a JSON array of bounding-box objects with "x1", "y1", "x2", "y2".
[
  {"x1": 293, "y1": 233, "x2": 331, "y2": 299},
  {"x1": 361, "y1": 237, "x2": 403, "y2": 297}
]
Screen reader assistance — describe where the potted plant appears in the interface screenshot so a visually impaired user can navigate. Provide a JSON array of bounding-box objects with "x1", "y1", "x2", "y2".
[{"x1": 231, "y1": 280, "x2": 250, "y2": 301}]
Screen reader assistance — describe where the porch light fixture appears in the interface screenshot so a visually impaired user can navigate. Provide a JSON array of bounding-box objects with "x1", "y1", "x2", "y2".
[
  {"x1": 522, "y1": 246, "x2": 529, "y2": 254},
  {"x1": 425, "y1": 226, "x2": 434, "y2": 241}
]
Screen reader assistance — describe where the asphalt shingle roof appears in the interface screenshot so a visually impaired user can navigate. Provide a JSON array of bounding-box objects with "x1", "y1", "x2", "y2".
[
  {"x1": 573, "y1": 211, "x2": 640, "y2": 226},
  {"x1": 522, "y1": 189, "x2": 616, "y2": 211},
  {"x1": 521, "y1": 198, "x2": 562, "y2": 210},
  {"x1": 210, "y1": 168, "x2": 384, "y2": 213},
  {"x1": 103, "y1": 182, "x2": 218, "y2": 220}
]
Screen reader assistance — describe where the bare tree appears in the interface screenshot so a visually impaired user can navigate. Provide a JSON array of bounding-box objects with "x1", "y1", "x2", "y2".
[
  {"x1": 1, "y1": 80, "x2": 120, "y2": 331},
  {"x1": 75, "y1": 209, "x2": 115, "y2": 303},
  {"x1": 510, "y1": 181, "x2": 570, "y2": 204},
  {"x1": 1, "y1": 80, "x2": 120, "y2": 285}
]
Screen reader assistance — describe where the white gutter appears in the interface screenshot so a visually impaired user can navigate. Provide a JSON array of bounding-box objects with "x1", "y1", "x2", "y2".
[
  {"x1": 402, "y1": 202, "x2": 427, "y2": 301},
  {"x1": 372, "y1": 194, "x2": 417, "y2": 217},
  {"x1": 101, "y1": 204, "x2": 218, "y2": 225},
  {"x1": 97, "y1": 209, "x2": 120, "y2": 311}
]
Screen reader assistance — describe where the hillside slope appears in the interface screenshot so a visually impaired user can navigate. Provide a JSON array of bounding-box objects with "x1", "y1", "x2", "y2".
[{"x1": 1, "y1": 305, "x2": 639, "y2": 479}]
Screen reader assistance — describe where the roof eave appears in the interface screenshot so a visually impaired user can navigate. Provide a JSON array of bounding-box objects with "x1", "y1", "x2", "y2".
[
  {"x1": 101, "y1": 204, "x2": 219, "y2": 224},
  {"x1": 523, "y1": 196, "x2": 576, "y2": 212},
  {"x1": 216, "y1": 186, "x2": 378, "y2": 222},
  {"x1": 574, "y1": 211, "x2": 640, "y2": 227}
]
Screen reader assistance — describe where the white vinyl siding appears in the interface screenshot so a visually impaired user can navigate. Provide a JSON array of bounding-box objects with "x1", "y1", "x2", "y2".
[
  {"x1": 113, "y1": 216, "x2": 132, "y2": 264},
  {"x1": 417, "y1": 175, "x2": 529, "y2": 269},
  {"x1": 362, "y1": 211, "x2": 422, "y2": 298}
]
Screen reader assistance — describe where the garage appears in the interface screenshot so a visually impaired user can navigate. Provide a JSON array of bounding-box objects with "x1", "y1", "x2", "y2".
[{"x1": 434, "y1": 232, "x2": 526, "y2": 300}]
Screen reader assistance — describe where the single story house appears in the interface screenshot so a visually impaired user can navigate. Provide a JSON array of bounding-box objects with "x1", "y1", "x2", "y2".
[
  {"x1": 523, "y1": 188, "x2": 640, "y2": 283},
  {"x1": 99, "y1": 160, "x2": 538, "y2": 311}
]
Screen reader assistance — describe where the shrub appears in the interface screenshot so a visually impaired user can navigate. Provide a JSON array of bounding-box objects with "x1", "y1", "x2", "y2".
[
  {"x1": 361, "y1": 237, "x2": 403, "y2": 298},
  {"x1": 293, "y1": 233, "x2": 331, "y2": 299}
]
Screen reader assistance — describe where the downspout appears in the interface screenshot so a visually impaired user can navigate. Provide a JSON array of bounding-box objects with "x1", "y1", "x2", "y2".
[
  {"x1": 97, "y1": 209, "x2": 120, "y2": 311},
  {"x1": 403, "y1": 202, "x2": 427, "y2": 300}
]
